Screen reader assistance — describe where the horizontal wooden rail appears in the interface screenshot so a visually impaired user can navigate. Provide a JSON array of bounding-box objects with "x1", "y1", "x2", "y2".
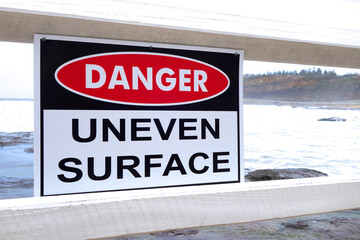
[
  {"x1": 0, "y1": 1, "x2": 360, "y2": 68},
  {"x1": 0, "y1": 177, "x2": 359, "y2": 239}
]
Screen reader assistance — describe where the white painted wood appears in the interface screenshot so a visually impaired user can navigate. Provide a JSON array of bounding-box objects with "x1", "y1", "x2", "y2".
[
  {"x1": 0, "y1": 0, "x2": 360, "y2": 68},
  {"x1": 0, "y1": 1, "x2": 359, "y2": 239},
  {"x1": 0, "y1": 177, "x2": 359, "y2": 239}
]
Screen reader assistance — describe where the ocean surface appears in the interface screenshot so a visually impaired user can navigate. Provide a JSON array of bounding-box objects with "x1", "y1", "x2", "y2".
[{"x1": 1, "y1": 99, "x2": 360, "y2": 199}]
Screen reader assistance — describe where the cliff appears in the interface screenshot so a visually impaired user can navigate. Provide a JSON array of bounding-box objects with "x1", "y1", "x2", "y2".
[{"x1": 244, "y1": 72, "x2": 360, "y2": 102}]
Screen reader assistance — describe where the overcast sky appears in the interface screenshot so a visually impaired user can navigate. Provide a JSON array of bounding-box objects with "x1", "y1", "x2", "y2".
[{"x1": 0, "y1": 0, "x2": 359, "y2": 99}]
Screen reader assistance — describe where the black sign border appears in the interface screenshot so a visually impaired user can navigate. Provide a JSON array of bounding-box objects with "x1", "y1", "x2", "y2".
[{"x1": 34, "y1": 34, "x2": 244, "y2": 197}]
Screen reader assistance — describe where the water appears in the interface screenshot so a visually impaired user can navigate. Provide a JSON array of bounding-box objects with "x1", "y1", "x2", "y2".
[
  {"x1": 0, "y1": 100, "x2": 34, "y2": 132},
  {"x1": 1, "y1": 99, "x2": 360, "y2": 199},
  {"x1": 244, "y1": 104, "x2": 360, "y2": 176}
]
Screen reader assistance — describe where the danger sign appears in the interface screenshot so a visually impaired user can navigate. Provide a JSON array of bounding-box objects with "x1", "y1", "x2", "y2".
[
  {"x1": 34, "y1": 35, "x2": 243, "y2": 196},
  {"x1": 55, "y1": 52, "x2": 230, "y2": 105}
]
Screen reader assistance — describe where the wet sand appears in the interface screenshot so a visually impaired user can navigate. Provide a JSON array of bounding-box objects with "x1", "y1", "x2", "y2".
[{"x1": 106, "y1": 209, "x2": 360, "y2": 240}]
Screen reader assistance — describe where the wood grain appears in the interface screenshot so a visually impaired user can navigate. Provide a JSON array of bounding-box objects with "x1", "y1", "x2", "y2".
[
  {"x1": 0, "y1": 177, "x2": 359, "y2": 239},
  {"x1": 0, "y1": 1, "x2": 360, "y2": 68}
]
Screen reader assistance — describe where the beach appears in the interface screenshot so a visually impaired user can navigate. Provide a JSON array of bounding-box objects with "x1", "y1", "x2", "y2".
[{"x1": 105, "y1": 209, "x2": 360, "y2": 240}]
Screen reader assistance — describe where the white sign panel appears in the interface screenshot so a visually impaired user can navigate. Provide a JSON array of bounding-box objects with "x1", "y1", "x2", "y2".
[{"x1": 35, "y1": 34, "x2": 243, "y2": 196}]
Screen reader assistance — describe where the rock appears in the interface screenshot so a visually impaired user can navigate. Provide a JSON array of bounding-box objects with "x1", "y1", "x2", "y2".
[
  {"x1": 151, "y1": 229, "x2": 199, "y2": 238},
  {"x1": 318, "y1": 117, "x2": 346, "y2": 122},
  {"x1": 245, "y1": 168, "x2": 327, "y2": 181},
  {"x1": 0, "y1": 132, "x2": 33, "y2": 147},
  {"x1": 282, "y1": 220, "x2": 309, "y2": 229},
  {"x1": 329, "y1": 217, "x2": 350, "y2": 227},
  {"x1": 0, "y1": 177, "x2": 33, "y2": 189},
  {"x1": 24, "y1": 147, "x2": 34, "y2": 153}
]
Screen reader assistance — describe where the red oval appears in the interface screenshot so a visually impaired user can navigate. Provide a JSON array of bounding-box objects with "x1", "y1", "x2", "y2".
[{"x1": 55, "y1": 52, "x2": 229, "y2": 106}]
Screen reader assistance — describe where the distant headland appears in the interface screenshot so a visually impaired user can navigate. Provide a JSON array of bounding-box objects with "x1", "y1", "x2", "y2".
[{"x1": 244, "y1": 68, "x2": 360, "y2": 108}]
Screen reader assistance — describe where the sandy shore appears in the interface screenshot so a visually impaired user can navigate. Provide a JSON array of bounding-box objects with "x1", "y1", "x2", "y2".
[
  {"x1": 244, "y1": 98, "x2": 360, "y2": 110},
  {"x1": 106, "y1": 208, "x2": 360, "y2": 240}
]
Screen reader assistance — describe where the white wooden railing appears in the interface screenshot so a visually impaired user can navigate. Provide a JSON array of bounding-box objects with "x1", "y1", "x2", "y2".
[{"x1": 0, "y1": 1, "x2": 359, "y2": 239}]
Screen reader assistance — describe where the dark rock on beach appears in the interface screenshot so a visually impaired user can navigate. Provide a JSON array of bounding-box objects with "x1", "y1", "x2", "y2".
[
  {"x1": 24, "y1": 147, "x2": 34, "y2": 153},
  {"x1": 245, "y1": 168, "x2": 328, "y2": 181},
  {"x1": 282, "y1": 220, "x2": 309, "y2": 229},
  {"x1": 318, "y1": 117, "x2": 346, "y2": 122},
  {"x1": 0, "y1": 176, "x2": 33, "y2": 189},
  {"x1": 111, "y1": 230, "x2": 199, "y2": 240},
  {"x1": 150, "y1": 229, "x2": 199, "y2": 238},
  {"x1": 0, "y1": 132, "x2": 33, "y2": 147}
]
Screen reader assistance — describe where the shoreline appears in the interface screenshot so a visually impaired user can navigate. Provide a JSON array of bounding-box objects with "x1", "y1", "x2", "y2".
[
  {"x1": 244, "y1": 98, "x2": 360, "y2": 110},
  {"x1": 2, "y1": 98, "x2": 360, "y2": 110}
]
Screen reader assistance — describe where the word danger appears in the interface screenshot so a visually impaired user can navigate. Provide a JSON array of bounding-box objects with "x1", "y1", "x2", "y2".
[{"x1": 86, "y1": 64, "x2": 208, "y2": 92}]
